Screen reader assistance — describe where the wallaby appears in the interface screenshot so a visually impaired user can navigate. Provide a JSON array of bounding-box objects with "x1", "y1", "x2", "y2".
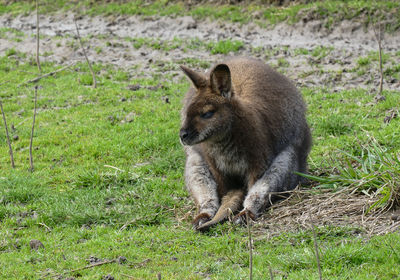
[{"x1": 180, "y1": 57, "x2": 311, "y2": 231}]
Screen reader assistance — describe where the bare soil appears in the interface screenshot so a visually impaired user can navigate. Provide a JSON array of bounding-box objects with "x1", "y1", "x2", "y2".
[{"x1": 1, "y1": 12, "x2": 400, "y2": 91}]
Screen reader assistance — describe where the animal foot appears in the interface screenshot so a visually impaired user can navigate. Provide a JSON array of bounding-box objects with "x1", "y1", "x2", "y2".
[
  {"x1": 233, "y1": 209, "x2": 255, "y2": 225},
  {"x1": 192, "y1": 213, "x2": 211, "y2": 230}
]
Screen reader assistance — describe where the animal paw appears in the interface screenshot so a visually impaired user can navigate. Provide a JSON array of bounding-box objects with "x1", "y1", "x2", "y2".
[
  {"x1": 192, "y1": 213, "x2": 211, "y2": 229},
  {"x1": 233, "y1": 209, "x2": 255, "y2": 225}
]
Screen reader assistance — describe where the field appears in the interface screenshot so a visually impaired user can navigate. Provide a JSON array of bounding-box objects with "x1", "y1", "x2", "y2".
[{"x1": 1, "y1": 0, "x2": 400, "y2": 279}]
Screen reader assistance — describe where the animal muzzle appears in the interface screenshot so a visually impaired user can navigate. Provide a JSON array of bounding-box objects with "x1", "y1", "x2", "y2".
[{"x1": 179, "y1": 128, "x2": 198, "y2": 145}]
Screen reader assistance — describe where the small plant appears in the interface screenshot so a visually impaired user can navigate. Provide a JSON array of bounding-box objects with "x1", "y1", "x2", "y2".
[
  {"x1": 79, "y1": 73, "x2": 94, "y2": 86},
  {"x1": 207, "y1": 39, "x2": 244, "y2": 55},
  {"x1": 5, "y1": 48, "x2": 17, "y2": 57},
  {"x1": 95, "y1": 46, "x2": 103, "y2": 54},
  {"x1": 357, "y1": 57, "x2": 370, "y2": 66},
  {"x1": 311, "y1": 46, "x2": 333, "y2": 59},
  {"x1": 300, "y1": 138, "x2": 400, "y2": 213}
]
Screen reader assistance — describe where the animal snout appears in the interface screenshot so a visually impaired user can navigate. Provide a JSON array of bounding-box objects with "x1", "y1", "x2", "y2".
[{"x1": 180, "y1": 128, "x2": 189, "y2": 141}]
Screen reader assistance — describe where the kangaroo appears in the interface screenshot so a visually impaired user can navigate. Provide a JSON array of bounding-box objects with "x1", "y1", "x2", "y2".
[{"x1": 180, "y1": 57, "x2": 311, "y2": 231}]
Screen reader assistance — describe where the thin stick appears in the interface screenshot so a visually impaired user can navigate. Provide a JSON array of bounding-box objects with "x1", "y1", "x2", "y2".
[
  {"x1": 29, "y1": 86, "x2": 38, "y2": 172},
  {"x1": 37, "y1": 222, "x2": 52, "y2": 232},
  {"x1": 246, "y1": 211, "x2": 253, "y2": 280},
  {"x1": 0, "y1": 101, "x2": 15, "y2": 168},
  {"x1": 44, "y1": 259, "x2": 116, "y2": 279},
  {"x1": 372, "y1": 20, "x2": 384, "y2": 96},
  {"x1": 18, "y1": 62, "x2": 74, "y2": 87},
  {"x1": 36, "y1": 0, "x2": 41, "y2": 73},
  {"x1": 378, "y1": 23, "x2": 383, "y2": 95},
  {"x1": 269, "y1": 266, "x2": 274, "y2": 280},
  {"x1": 74, "y1": 18, "x2": 97, "y2": 88},
  {"x1": 157, "y1": 272, "x2": 161, "y2": 280},
  {"x1": 68, "y1": 259, "x2": 115, "y2": 274},
  {"x1": 120, "y1": 274, "x2": 136, "y2": 279},
  {"x1": 310, "y1": 215, "x2": 322, "y2": 280}
]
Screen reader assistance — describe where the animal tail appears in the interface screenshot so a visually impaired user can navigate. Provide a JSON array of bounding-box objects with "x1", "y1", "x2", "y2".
[{"x1": 196, "y1": 189, "x2": 244, "y2": 231}]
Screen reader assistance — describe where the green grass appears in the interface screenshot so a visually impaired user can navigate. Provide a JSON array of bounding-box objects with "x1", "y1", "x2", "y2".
[
  {"x1": 207, "y1": 39, "x2": 244, "y2": 55},
  {"x1": 1, "y1": 49, "x2": 400, "y2": 278},
  {"x1": 127, "y1": 36, "x2": 245, "y2": 55},
  {"x1": 1, "y1": 1, "x2": 400, "y2": 277}
]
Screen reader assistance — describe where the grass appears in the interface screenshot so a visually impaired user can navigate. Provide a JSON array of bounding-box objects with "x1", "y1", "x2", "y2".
[
  {"x1": 128, "y1": 36, "x2": 245, "y2": 55},
  {"x1": 301, "y1": 138, "x2": 400, "y2": 213},
  {"x1": 1, "y1": 49, "x2": 399, "y2": 278},
  {"x1": 1, "y1": 0, "x2": 400, "y2": 278}
]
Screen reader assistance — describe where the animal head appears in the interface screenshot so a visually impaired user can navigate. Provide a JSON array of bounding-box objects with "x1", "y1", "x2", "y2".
[{"x1": 180, "y1": 64, "x2": 235, "y2": 146}]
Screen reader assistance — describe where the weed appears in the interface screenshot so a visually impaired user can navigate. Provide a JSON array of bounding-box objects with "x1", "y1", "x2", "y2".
[
  {"x1": 207, "y1": 39, "x2": 244, "y2": 55},
  {"x1": 5, "y1": 48, "x2": 17, "y2": 57},
  {"x1": 301, "y1": 138, "x2": 400, "y2": 212},
  {"x1": 357, "y1": 57, "x2": 370, "y2": 66}
]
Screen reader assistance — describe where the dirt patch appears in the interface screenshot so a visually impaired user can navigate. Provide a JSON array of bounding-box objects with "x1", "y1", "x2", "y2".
[{"x1": 1, "y1": 13, "x2": 399, "y2": 91}]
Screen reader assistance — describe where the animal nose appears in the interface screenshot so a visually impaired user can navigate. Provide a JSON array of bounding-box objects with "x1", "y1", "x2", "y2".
[{"x1": 180, "y1": 129, "x2": 189, "y2": 140}]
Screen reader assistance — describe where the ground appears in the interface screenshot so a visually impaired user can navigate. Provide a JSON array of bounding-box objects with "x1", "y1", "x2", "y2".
[{"x1": 0, "y1": 1, "x2": 400, "y2": 279}]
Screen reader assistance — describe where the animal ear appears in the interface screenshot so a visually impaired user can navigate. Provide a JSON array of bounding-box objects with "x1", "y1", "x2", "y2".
[
  {"x1": 210, "y1": 64, "x2": 232, "y2": 98},
  {"x1": 180, "y1": 65, "x2": 207, "y2": 89}
]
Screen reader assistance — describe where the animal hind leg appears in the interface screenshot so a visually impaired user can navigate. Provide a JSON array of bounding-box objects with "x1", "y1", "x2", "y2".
[{"x1": 196, "y1": 189, "x2": 244, "y2": 231}]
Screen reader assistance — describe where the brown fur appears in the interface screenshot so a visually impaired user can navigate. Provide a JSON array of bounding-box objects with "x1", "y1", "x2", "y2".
[{"x1": 180, "y1": 57, "x2": 311, "y2": 230}]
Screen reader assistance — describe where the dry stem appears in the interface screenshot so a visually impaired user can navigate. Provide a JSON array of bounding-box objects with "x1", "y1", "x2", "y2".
[
  {"x1": 29, "y1": 86, "x2": 38, "y2": 172},
  {"x1": 36, "y1": 0, "x2": 42, "y2": 73},
  {"x1": 0, "y1": 101, "x2": 15, "y2": 168},
  {"x1": 372, "y1": 21, "x2": 384, "y2": 96},
  {"x1": 18, "y1": 62, "x2": 75, "y2": 87},
  {"x1": 269, "y1": 266, "x2": 274, "y2": 280},
  {"x1": 246, "y1": 211, "x2": 253, "y2": 280},
  {"x1": 74, "y1": 18, "x2": 97, "y2": 88},
  {"x1": 254, "y1": 187, "x2": 398, "y2": 237},
  {"x1": 310, "y1": 214, "x2": 322, "y2": 280},
  {"x1": 120, "y1": 274, "x2": 136, "y2": 279}
]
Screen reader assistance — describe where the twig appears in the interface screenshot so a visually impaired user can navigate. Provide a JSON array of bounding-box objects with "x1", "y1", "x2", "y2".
[
  {"x1": 37, "y1": 222, "x2": 52, "y2": 232},
  {"x1": 0, "y1": 101, "x2": 15, "y2": 168},
  {"x1": 120, "y1": 273, "x2": 136, "y2": 279},
  {"x1": 36, "y1": 0, "x2": 41, "y2": 73},
  {"x1": 18, "y1": 62, "x2": 74, "y2": 87},
  {"x1": 269, "y1": 266, "x2": 274, "y2": 280},
  {"x1": 246, "y1": 211, "x2": 253, "y2": 280},
  {"x1": 157, "y1": 272, "x2": 161, "y2": 280},
  {"x1": 104, "y1": 164, "x2": 125, "y2": 172},
  {"x1": 74, "y1": 18, "x2": 97, "y2": 88},
  {"x1": 29, "y1": 86, "x2": 38, "y2": 172},
  {"x1": 119, "y1": 217, "x2": 140, "y2": 231},
  {"x1": 372, "y1": 20, "x2": 384, "y2": 96},
  {"x1": 68, "y1": 260, "x2": 116, "y2": 278},
  {"x1": 310, "y1": 214, "x2": 322, "y2": 280},
  {"x1": 69, "y1": 259, "x2": 115, "y2": 274},
  {"x1": 44, "y1": 259, "x2": 116, "y2": 279}
]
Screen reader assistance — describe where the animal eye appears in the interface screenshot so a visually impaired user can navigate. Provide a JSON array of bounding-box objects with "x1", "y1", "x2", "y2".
[{"x1": 200, "y1": 111, "x2": 215, "y2": 119}]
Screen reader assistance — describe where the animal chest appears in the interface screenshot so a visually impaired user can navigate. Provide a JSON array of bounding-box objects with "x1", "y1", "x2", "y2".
[{"x1": 206, "y1": 143, "x2": 250, "y2": 183}]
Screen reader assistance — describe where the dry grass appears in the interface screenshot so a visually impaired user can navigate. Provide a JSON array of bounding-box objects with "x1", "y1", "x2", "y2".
[{"x1": 254, "y1": 187, "x2": 400, "y2": 237}]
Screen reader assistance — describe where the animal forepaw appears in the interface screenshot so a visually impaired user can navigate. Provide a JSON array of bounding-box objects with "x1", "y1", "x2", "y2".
[
  {"x1": 233, "y1": 209, "x2": 255, "y2": 225},
  {"x1": 192, "y1": 213, "x2": 211, "y2": 230}
]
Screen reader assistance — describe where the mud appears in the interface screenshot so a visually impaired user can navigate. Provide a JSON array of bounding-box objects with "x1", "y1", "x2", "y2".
[{"x1": 1, "y1": 12, "x2": 399, "y2": 90}]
